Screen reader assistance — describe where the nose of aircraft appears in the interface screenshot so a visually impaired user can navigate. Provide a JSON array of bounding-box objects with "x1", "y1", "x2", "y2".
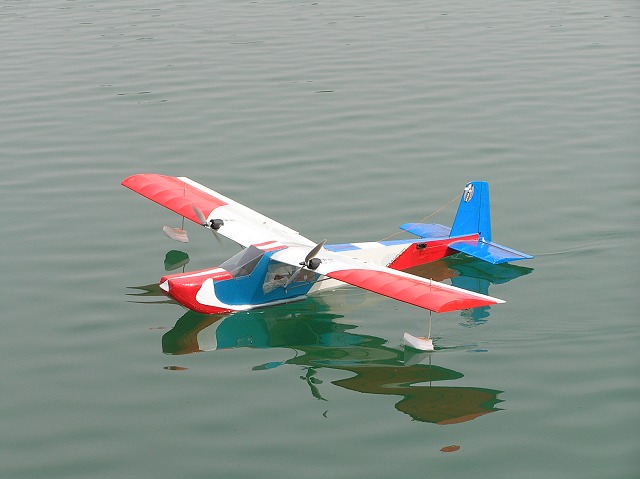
[
  {"x1": 159, "y1": 268, "x2": 233, "y2": 314},
  {"x1": 159, "y1": 274, "x2": 201, "y2": 308}
]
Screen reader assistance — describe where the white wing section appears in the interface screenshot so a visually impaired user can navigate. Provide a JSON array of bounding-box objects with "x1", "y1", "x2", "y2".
[
  {"x1": 122, "y1": 174, "x2": 315, "y2": 248},
  {"x1": 179, "y1": 177, "x2": 316, "y2": 248}
]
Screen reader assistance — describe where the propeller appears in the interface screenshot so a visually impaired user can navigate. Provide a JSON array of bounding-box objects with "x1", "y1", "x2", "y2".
[
  {"x1": 284, "y1": 239, "x2": 326, "y2": 291},
  {"x1": 191, "y1": 205, "x2": 224, "y2": 244}
]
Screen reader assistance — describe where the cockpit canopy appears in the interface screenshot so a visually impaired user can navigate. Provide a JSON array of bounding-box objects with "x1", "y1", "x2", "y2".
[{"x1": 219, "y1": 246, "x2": 265, "y2": 278}]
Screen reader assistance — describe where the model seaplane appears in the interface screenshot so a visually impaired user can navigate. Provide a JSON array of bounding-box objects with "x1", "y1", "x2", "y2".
[{"x1": 122, "y1": 174, "x2": 532, "y2": 348}]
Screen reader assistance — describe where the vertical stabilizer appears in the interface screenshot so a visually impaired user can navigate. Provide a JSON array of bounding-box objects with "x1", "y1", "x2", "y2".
[{"x1": 450, "y1": 181, "x2": 492, "y2": 241}]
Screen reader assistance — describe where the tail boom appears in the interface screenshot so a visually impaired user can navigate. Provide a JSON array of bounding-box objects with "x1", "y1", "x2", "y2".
[{"x1": 387, "y1": 234, "x2": 479, "y2": 270}]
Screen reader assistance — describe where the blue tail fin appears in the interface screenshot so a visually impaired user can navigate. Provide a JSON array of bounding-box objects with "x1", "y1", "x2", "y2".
[
  {"x1": 399, "y1": 181, "x2": 532, "y2": 264},
  {"x1": 449, "y1": 181, "x2": 533, "y2": 263},
  {"x1": 450, "y1": 181, "x2": 492, "y2": 241}
]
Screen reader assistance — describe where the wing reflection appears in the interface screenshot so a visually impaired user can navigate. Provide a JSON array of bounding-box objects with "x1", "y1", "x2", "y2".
[
  {"x1": 162, "y1": 306, "x2": 503, "y2": 425},
  {"x1": 130, "y1": 252, "x2": 533, "y2": 425},
  {"x1": 405, "y1": 255, "x2": 533, "y2": 325}
]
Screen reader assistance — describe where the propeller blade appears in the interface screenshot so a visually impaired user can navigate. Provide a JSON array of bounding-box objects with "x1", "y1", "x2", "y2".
[
  {"x1": 304, "y1": 239, "x2": 326, "y2": 264},
  {"x1": 191, "y1": 204, "x2": 223, "y2": 245},
  {"x1": 284, "y1": 240, "x2": 327, "y2": 292},
  {"x1": 283, "y1": 266, "x2": 304, "y2": 292},
  {"x1": 191, "y1": 204, "x2": 208, "y2": 226},
  {"x1": 212, "y1": 229, "x2": 223, "y2": 245}
]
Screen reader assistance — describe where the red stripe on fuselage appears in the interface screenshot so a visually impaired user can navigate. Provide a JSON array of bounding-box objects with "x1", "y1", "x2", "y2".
[
  {"x1": 253, "y1": 241, "x2": 288, "y2": 252},
  {"x1": 388, "y1": 234, "x2": 479, "y2": 271}
]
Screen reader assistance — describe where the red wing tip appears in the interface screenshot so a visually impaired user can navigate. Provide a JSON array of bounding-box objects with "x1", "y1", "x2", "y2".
[{"x1": 435, "y1": 297, "x2": 504, "y2": 313}]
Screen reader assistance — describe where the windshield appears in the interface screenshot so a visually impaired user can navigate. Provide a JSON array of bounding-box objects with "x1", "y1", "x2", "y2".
[{"x1": 220, "y1": 246, "x2": 265, "y2": 278}]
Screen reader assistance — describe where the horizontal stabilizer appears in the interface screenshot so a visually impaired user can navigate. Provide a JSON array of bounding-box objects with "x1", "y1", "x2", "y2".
[
  {"x1": 400, "y1": 223, "x2": 451, "y2": 238},
  {"x1": 449, "y1": 240, "x2": 533, "y2": 264}
]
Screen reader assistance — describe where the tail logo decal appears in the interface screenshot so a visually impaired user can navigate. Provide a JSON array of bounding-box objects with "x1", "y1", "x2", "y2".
[{"x1": 463, "y1": 183, "x2": 474, "y2": 202}]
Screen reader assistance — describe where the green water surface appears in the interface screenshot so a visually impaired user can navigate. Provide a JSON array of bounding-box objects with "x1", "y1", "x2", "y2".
[{"x1": 1, "y1": 1, "x2": 638, "y2": 478}]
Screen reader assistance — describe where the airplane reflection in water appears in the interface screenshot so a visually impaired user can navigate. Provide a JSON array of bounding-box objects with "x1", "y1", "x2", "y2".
[
  {"x1": 398, "y1": 254, "x2": 531, "y2": 326},
  {"x1": 128, "y1": 254, "x2": 532, "y2": 425},
  {"x1": 165, "y1": 307, "x2": 504, "y2": 425}
]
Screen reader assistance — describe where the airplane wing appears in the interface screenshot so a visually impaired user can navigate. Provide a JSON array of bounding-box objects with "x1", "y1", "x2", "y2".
[
  {"x1": 121, "y1": 174, "x2": 314, "y2": 248},
  {"x1": 271, "y1": 247, "x2": 505, "y2": 313}
]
